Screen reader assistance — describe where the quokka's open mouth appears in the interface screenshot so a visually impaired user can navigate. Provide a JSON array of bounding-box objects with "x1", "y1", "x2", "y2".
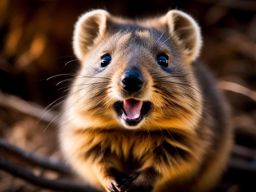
[{"x1": 114, "y1": 99, "x2": 151, "y2": 127}]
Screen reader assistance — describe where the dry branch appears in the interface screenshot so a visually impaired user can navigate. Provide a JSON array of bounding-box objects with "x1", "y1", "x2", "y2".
[
  {"x1": 218, "y1": 81, "x2": 256, "y2": 102},
  {"x1": 232, "y1": 145, "x2": 256, "y2": 161},
  {"x1": 0, "y1": 91, "x2": 57, "y2": 123},
  {"x1": 229, "y1": 158, "x2": 256, "y2": 174},
  {"x1": 0, "y1": 139, "x2": 70, "y2": 175},
  {"x1": 0, "y1": 157, "x2": 100, "y2": 192}
]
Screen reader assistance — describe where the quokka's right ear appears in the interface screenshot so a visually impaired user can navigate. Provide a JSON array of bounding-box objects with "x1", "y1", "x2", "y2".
[
  {"x1": 73, "y1": 9, "x2": 109, "y2": 60},
  {"x1": 161, "y1": 10, "x2": 202, "y2": 63}
]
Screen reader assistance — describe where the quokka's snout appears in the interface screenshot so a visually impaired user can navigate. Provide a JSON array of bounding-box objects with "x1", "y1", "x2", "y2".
[{"x1": 120, "y1": 67, "x2": 144, "y2": 94}]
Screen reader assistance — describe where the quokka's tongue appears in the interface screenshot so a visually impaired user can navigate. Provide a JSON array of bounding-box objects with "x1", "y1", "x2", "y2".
[{"x1": 123, "y1": 99, "x2": 143, "y2": 120}]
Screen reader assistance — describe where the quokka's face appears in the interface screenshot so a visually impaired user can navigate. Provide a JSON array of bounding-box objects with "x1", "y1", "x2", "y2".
[
  {"x1": 70, "y1": 10, "x2": 203, "y2": 130},
  {"x1": 72, "y1": 30, "x2": 201, "y2": 130}
]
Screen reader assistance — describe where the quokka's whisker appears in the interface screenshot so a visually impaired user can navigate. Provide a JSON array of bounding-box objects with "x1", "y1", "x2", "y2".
[
  {"x1": 64, "y1": 59, "x2": 79, "y2": 66},
  {"x1": 47, "y1": 74, "x2": 111, "y2": 81},
  {"x1": 46, "y1": 73, "x2": 76, "y2": 81}
]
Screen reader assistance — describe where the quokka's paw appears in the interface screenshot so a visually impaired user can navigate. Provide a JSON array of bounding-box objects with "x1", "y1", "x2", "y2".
[
  {"x1": 103, "y1": 178, "x2": 121, "y2": 192},
  {"x1": 105, "y1": 179, "x2": 131, "y2": 192},
  {"x1": 105, "y1": 169, "x2": 139, "y2": 192},
  {"x1": 108, "y1": 180, "x2": 122, "y2": 192},
  {"x1": 104, "y1": 173, "x2": 153, "y2": 192}
]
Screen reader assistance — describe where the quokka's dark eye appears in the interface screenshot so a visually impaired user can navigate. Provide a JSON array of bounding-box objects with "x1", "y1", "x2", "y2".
[
  {"x1": 157, "y1": 53, "x2": 169, "y2": 67},
  {"x1": 100, "y1": 53, "x2": 112, "y2": 67}
]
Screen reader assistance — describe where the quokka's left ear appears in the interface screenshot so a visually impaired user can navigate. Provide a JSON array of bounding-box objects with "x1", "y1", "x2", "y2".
[
  {"x1": 161, "y1": 10, "x2": 202, "y2": 62},
  {"x1": 73, "y1": 9, "x2": 110, "y2": 61}
]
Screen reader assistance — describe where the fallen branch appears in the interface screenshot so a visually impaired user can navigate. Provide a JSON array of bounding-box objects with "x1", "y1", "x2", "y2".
[
  {"x1": 232, "y1": 144, "x2": 256, "y2": 161},
  {"x1": 0, "y1": 157, "x2": 100, "y2": 192},
  {"x1": 0, "y1": 91, "x2": 57, "y2": 123},
  {"x1": 229, "y1": 158, "x2": 256, "y2": 175},
  {"x1": 0, "y1": 139, "x2": 71, "y2": 175},
  {"x1": 218, "y1": 81, "x2": 256, "y2": 102}
]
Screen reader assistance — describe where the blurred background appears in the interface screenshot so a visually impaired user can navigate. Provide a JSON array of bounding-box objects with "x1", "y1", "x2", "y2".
[{"x1": 0, "y1": 0, "x2": 255, "y2": 191}]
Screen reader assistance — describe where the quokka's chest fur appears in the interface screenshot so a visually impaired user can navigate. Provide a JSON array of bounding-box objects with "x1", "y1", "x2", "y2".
[
  {"x1": 75, "y1": 129, "x2": 200, "y2": 168},
  {"x1": 59, "y1": 9, "x2": 233, "y2": 192},
  {"x1": 69, "y1": 128, "x2": 210, "y2": 190}
]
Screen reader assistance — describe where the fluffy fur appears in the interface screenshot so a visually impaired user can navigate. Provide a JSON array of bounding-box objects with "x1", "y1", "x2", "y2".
[{"x1": 59, "y1": 9, "x2": 233, "y2": 192}]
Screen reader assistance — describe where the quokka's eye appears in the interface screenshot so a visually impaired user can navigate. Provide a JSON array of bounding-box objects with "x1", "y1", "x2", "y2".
[
  {"x1": 157, "y1": 53, "x2": 169, "y2": 68},
  {"x1": 100, "y1": 53, "x2": 112, "y2": 67}
]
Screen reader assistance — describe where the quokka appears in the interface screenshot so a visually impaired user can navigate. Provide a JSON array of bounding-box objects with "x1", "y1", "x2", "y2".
[{"x1": 59, "y1": 9, "x2": 233, "y2": 192}]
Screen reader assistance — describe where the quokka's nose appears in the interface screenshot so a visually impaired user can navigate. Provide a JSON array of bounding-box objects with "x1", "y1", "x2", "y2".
[{"x1": 121, "y1": 67, "x2": 143, "y2": 93}]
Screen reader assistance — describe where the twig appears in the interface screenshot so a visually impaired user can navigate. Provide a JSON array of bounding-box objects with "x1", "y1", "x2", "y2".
[
  {"x1": 229, "y1": 158, "x2": 256, "y2": 174},
  {"x1": 232, "y1": 145, "x2": 256, "y2": 161},
  {"x1": 0, "y1": 139, "x2": 71, "y2": 175},
  {"x1": 0, "y1": 91, "x2": 57, "y2": 123},
  {"x1": 218, "y1": 81, "x2": 256, "y2": 102},
  {"x1": 0, "y1": 157, "x2": 100, "y2": 192}
]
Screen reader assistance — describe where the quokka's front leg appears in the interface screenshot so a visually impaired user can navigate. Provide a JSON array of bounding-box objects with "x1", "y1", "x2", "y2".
[
  {"x1": 97, "y1": 165, "x2": 138, "y2": 192},
  {"x1": 125, "y1": 167, "x2": 159, "y2": 192},
  {"x1": 96, "y1": 162, "x2": 158, "y2": 192}
]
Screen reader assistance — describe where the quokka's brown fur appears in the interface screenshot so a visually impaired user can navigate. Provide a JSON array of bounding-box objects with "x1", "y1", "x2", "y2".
[{"x1": 59, "y1": 9, "x2": 233, "y2": 192}]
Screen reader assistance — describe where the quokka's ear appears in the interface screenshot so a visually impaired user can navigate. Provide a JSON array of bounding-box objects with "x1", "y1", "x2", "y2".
[
  {"x1": 162, "y1": 10, "x2": 202, "y2": 62},
  {"x1": 73, "y1": 9, "x2": 109, "y2": 60}
]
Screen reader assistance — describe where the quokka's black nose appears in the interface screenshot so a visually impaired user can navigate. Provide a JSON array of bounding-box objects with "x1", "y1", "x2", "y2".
[{"x1": 121, "y1": 67, "x2": 143, "y2": 93}]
